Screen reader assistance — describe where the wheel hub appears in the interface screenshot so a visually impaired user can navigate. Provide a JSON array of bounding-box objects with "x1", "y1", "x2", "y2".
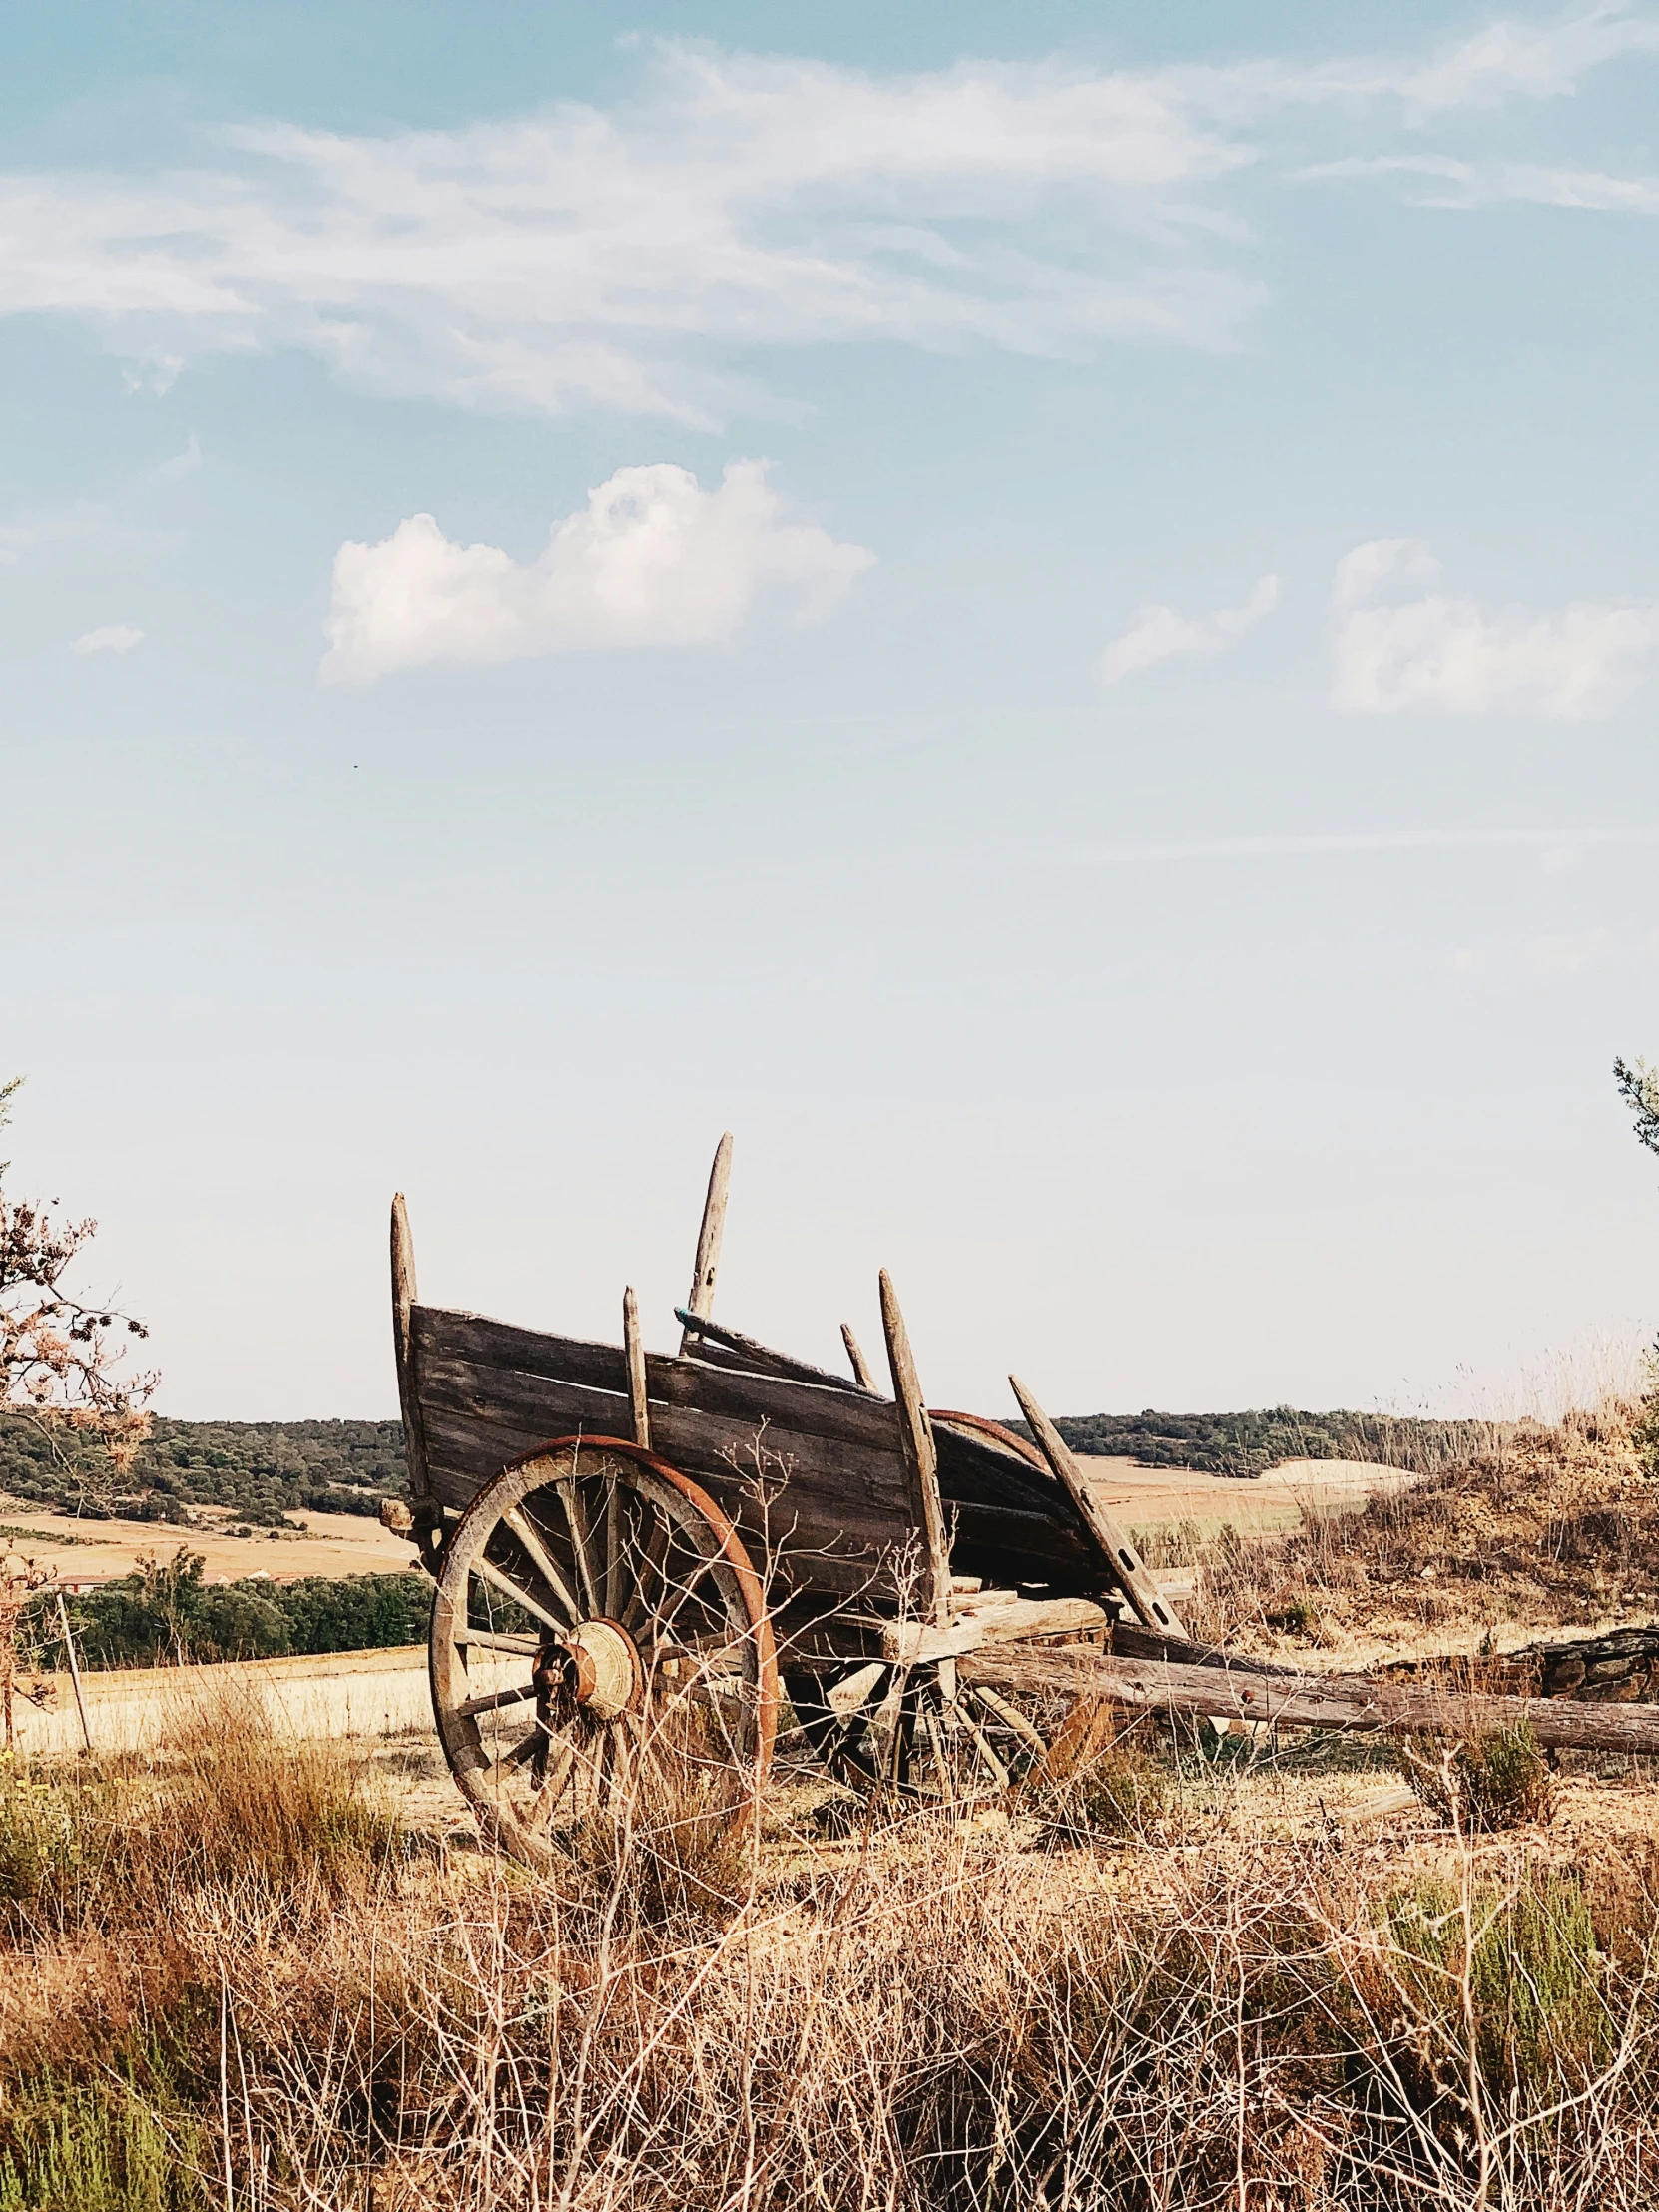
[{"x1": 539, "y1": 1617, "x2": 644, "y2": 1723}]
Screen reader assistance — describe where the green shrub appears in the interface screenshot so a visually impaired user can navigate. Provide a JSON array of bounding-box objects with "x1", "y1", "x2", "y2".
[
  {"x1": 0, "y1": 1760, "x2": 117, "y2": 1910},
  {"x1": 1381, "y1": 1866, "x2": 1612, "y2": 2103},
  {"x1": 0, "y1": 2087, "x2": 207, "y2": 2212},
  {"x1": 1403, "y1": 1721, "x2": 1555, "y2": 1832}
]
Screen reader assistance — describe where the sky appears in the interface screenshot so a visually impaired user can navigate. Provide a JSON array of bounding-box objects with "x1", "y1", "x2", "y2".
[{"x1": 5, "y1": 0, "x2": 1659, "y2": 1423}]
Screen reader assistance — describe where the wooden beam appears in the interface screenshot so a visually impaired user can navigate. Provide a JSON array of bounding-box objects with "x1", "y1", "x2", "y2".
[
  {"x1": 961, "y1": 1640, "x2": 1659, "y2": 1756},
  {"x1": 879, "y1": 1271, "x2": 951, "y2": 1626},
  {"x1": 390, "y1": 1194, "x2": 431, "y2": 1501},
  {"x1": 883, "y1": 1594, "x2": 1109, "y2": 1665},
  {"x1": 679, "y1": 1132, "x2": 733, "y2": 1354},
  {"x1": 1008, "y1": 1376, "x2": 1186, "y2": 1639},
  {"x1": 840, "y1": 1322, "x2": 878, "y2": 1392},
  {"x1": 674, "y1": 1307, "x2": 861, "y2": 1392},
  {"x1": 623, "y1": 1285, "x2": 650, "y2": 1451}
]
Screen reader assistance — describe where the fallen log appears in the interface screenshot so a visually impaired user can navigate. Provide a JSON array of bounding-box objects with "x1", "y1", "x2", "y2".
[{"x1": 960, "y1": 1640, "x2": 1659, "y2": 1755}]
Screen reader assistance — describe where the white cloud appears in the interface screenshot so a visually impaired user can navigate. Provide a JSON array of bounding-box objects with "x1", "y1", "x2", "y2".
[
  {"x1": 1300, "y1": 154, "x2": 1659, "y2": 213},
  {"x1": 0, "y1": 47, "x2": 1263, "y2": 424},
  {"x1": 322, "y1": 459, "x2": 872, "y2": 684},
  {"x1": 1098, "y1": 574, "x2": 1279, "y2": 685},
  {"x1": 1330, "y1": 539, "x2": 1659, "y2": 717},
  {"x1": 2, "y1": 18, "x2": 1646, "y2": 423},
  {"x1": 71, "y1": 622, "x2": 144, "y2": 654}
]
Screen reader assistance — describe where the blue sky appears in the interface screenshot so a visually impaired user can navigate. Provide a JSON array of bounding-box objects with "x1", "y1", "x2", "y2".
[{"x1": 5, "y1": 1, "x2": 1659, "y2": 1420}]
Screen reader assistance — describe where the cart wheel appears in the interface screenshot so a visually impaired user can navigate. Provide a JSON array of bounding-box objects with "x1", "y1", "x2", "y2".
[
  {"x1": 429, "y1": 1438, "x2": 779, "y2": 1873},
  {"x1": 786, "y1": 1661, "x2": 1052, "y2": 1806}
]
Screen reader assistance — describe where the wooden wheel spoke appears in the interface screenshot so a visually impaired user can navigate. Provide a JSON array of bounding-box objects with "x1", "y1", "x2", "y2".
[
  {"x1": 556, "y1": 1480, "x2": 601, "y2": 1617},
  {"x1": 478, "y1": 1729, "x2": 544, "y2": 1791},
  {"x1": 636, "y1": 1549, "x2": 717, "y2": 1648},
  {"x1": 645, "y1": 1626, "x2": 753, "y2": 1671},
  {"x1": 473, "y1": 1555, "x2": 567, "y2": 1636},
  {"x1": 526, "y1": 1735, "x2": 579, "y2": 1824},
  {"x1": 604, "y1": 1477, "x2": 621, "y2": 1618},
  {"x1": 454, "y1": 1628, "x2": 542, "y2": 1657},
  {"x1": 621, "y1": 1514, "x2": 673, "y2": 1634},
  {"x1": 697, "y1": 1676, "x2": 750, "y2": 1773},
  {"x1": 458, "y1": 1681, "x2": 538, "y2": 1720},
  {"x1": 501, "y1": 1507, "x2": 581, "y2": 1623}
]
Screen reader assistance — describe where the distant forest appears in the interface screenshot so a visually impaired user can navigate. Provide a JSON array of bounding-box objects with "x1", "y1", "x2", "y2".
[
  {"x1": 0, "y1": 1405, "x2": 1494, "y2": 1522},
  {"x1": 0, "y1": 1413, "x2": 406, "y2": 1527},
  {"x1": 1047, "y1": 1407, "x2": 1495, "y2": 1481}
]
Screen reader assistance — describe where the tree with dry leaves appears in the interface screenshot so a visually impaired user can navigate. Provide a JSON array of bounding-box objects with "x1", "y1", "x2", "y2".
[
  {"x1": 1, "y1": 1074, "x2": 157, "y2": 1474},
  {"x1": 1, "y1": 1075, "x2": 159, "y2": 1744}
]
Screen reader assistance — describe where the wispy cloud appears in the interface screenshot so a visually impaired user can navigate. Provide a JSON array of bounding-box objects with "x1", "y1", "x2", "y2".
[
  {"x1": 1098, "y1": 574, "x2": 1279, "y2": 685},
  {"x1": 72, "y1": 622, "x2": 144, "y2": 654},
  {"x1": 1330, "y1": 539, "x2": 1659, "y2": 717},
  {"x1": 1300, "y1": 153, "x2": 1659, "y2": 212},
  {"x1": 1, "y1": 17, "x2": 1652, "y2": 422},
  {"x1": 322, "y1": 460, "x2": 872, "y2": 684}
]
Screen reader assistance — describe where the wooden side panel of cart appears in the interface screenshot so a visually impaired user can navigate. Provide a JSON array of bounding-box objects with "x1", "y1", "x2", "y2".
[{"x1": 410, "y1": 1305, "x2": 1108, "y2": 1601}]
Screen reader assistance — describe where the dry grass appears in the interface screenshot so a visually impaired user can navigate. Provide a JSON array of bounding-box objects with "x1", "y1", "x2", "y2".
[
  {"x1": 1183, "y1": 1398, "x2": 1659, "y2": 1659},
  {"x1": 5, "y1": 1406, "x2": 1659, "y2": 2207},
  {"x1": 3, "y1": 1675, "x2": 1659, "y2": 2208}
]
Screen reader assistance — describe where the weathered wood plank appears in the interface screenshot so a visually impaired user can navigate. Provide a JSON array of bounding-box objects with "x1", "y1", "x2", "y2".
[
  {"x1": 411, "y1": 1308, "x2": 1109, "y2": 1597},
  {"x1": 841, "y1": 1323, "x2": 877, "y2": 1392},
  {"x1": 414, "y1": 1308, "x2": 903, "y2": 1454},
  {"x1": 674, "y1": 1307, "x2": 862, "y2": 1392},
  {"x1": 1010, "y1": 1376, "x2": 1187, "y2": 1638},
  {"x1": 390, "y1": 1194, "x2": 431, "y2": 1501},
  {"x1": 931, "y1": 1420, "x2": 1075, "y2": 1517},
  {"x1": 419, "y1": 1396, "x2": 911, "y2": 1599},
  {"x1": 931, "y1": 1409, "x2": 1052, "y2": 1479},
  {"x1": 962, "y1": 1642, "x2": 1659, "y2": 1755},
  {"x1": 623, "y1": 1286, "x2": 650, "y2": 1451},
  {"x1": 419, "y1": 1356, "x2": 911, "y2": 1512},
  {"x1": 879, "y1": 1271, "x2": 951, "y2": 1624},
  {"x1": 680, "y1": 1132, "x2": 733, "y2": 1353},
  {"x1": 885, "y1": 1594, "x2": 1109, "y2": 1664}
]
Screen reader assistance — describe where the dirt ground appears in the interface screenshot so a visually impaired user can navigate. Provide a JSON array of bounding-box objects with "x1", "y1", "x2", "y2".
[{"x1": 19, "y1": 1637, "x2": 1659, "y2": 1884}]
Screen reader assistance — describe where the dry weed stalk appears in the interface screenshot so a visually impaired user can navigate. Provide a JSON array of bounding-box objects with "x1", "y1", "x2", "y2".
[{"x1": 3, "y1": 1669, "x2": 1659, "y2": 2210}]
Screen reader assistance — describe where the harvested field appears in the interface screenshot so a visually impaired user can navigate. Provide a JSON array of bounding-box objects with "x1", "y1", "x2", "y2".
[
  {"x1": 0, "y1": 1505, "x2": 414, "y2": 1585},
  {"x1": 11, "y1": 1643, "x2": 434, "y2": 1761}
]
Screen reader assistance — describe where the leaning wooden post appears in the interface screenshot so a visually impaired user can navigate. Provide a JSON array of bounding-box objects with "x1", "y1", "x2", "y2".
[
  {"x1": 390, "y1": 1194, "x2": 432, "y2": 1505},
  {"x1": 1009, "y1": 1376, "x2": 1188, "y2": 1640},
  {"x1": 879, "y1": 1272, "x2": 951, "y2": 1628},
  {"x1": 56, "y1": 1591, "x2": 91, "y2": 1753},
  {"x1": 840, "y1": 1322, "x2": 877, "y2": 1392},
  {"x1": 623, "y1": 1286, "x2": 651, "y2": 1451},
  {"x1": 679, "y1": 1133, "x2": 734, "y2": 1355}
]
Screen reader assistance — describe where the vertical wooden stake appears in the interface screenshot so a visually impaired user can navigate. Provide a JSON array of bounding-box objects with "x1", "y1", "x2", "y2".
[
  {"x1": 840, "y1": 1322, "x2": 877, "y2": 1392},
  {"x1": 623, "y1": 1285, "x2": 651, "y2": 1452},
  {"x1": 679, "y1": 1132, "x2": 734, "y2": 1354},
  {"x1": 878, "y1": 1272, "x2": 951, "y2": 1627},
  {"x1": 57, "y1": 1592, "x2": 91, "y2": 1752},
  {"x1": 1008, "y1": 1376, "x2": 1189, "y2": 1639},
  {"x1": 390, "y1": 1194, "x2": 432, "y2": 1502}
]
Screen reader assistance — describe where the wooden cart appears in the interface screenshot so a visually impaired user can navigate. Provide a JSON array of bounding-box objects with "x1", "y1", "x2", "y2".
[{"x1": 383, "y1": 1136, "x2": 1187, "y2": 1866}]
